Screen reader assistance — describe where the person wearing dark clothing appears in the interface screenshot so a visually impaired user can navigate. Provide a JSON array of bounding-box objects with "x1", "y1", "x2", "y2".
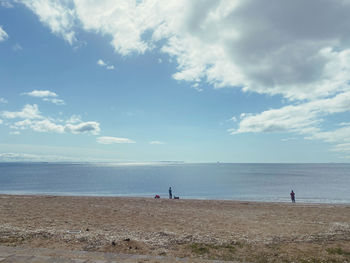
[
  {"x1": 169, "y1": 187, "x2": 172, "y2": 199},
  {"x1": 290, "y1": 190, "x2": 295, "y2": 203}
]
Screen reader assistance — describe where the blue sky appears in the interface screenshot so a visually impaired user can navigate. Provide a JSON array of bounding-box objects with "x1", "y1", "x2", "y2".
[{"x1": 1, "y1": 0, "x2": 350, "y2": 163}]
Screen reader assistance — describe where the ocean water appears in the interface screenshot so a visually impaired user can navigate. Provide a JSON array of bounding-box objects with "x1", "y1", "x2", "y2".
[{"x1": 0, "y1": 162, "x2": 349, "y2": 203}]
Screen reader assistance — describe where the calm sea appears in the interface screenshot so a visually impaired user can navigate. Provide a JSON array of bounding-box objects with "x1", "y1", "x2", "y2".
[{"x1": 0, "y1": 162, "x2": 349, "y2": 203}]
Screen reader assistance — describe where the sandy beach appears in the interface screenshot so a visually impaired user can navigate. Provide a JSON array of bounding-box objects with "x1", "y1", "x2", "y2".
[{"x1": 0, "y1": 195, "x2": 349, "y2": 262}]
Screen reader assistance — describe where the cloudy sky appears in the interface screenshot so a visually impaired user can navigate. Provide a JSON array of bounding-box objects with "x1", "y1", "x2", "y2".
[{"x1": 1, "y1": 0, "x2": 350, "y2": 162}]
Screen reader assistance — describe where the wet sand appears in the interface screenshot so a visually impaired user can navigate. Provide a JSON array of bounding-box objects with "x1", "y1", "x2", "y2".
[{"x1": 0, "y1": 195, "x2": 349, "y2": 262}]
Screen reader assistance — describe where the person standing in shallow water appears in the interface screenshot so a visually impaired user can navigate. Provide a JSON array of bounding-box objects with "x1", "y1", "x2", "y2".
[
  {"x1": 169, "y1": 187, "x2": 172, "y2": 199},
  {"x1": 290, "y1": 190, "x2": 295, "y2": 203}
]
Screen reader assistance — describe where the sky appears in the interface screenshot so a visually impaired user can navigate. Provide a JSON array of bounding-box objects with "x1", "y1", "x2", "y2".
[{"x1": 1, "y1": 0, "x2": 350, "y2": 163}]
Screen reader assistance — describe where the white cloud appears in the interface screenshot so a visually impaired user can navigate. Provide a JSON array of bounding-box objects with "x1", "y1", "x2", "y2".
[
  {"x1": 232, "y1": 91, "x2": 350, "y2": 135},
  {"x1": 0, "y1": 98, "x2": 7, "y2": 104},
  {"x1": 231, "y1": 91, "x2": 350, "y2": 154},
  {"x1": 13, "y1": 43, "x2": 23, "y2": 51},
  {"x1": 308, "y1": 126, "x2": 350, "y2": 143},
  {"x1": 149, "y1": 141, "x2": 165, "y2": 145},
  {"x1": 230, "y1": 117, "x2": 237, "y2": 122},
  {"x1": 231, "y1": 106, "x2": 318, "y2": 135},
  {"x1": 65, "y1": 121, "x2": 100, "y2": 135},
  {"x1": 0, "y1": 119, "x2": 3, "y2": 124},
  {"x1": 13, "y1": 119, "x2": 65, "y2": 133},
  {"x1": 22, "y1": 90, "x2": 65, "y2": 105},
  {"x1": 0, "y1": 153, "x2": 46, "y2": 161},
  {"x1": 0, "y1": 25, "x2": 8, "y2": 42},
  {"x1": 23, "y1": 89, "x2": 58, "y2": 98},
  {"x1": 74, "y1": 0, "x2": 159, "y2": 55},
  {"x1": 10, "y1": 119, "x2": 33, "y2": 130},
  {"x1": 3, "y1": 104, "x2": 100, "y2": 135},
  {"x1": 19, "y1": 0, "x2": 350, "y2": 157},
  {"x1": 66, "y1": 114, "x2": 81, "y2": 124},
  {"x1": 97, "y1": 59, "x2": 114, "y2": 70},
  {"x1": 10, "y1": 118, "x2": 100, "y2": 135},
  {"x1": 20, "y1": 0, "x2": 350, "y2": 99},
  {"x1": 191, "y1": 83, "x2": 203, "y2": 92},
  {"x1": 97, "y1": 59, "x2": 106, "y2": 66},
  {"x1": 97, "y1": 136, "x2": 135, "y2": 144},
  {"x1": 19, "y1": 0, "x2": 76, "y2": 44},
  {"x1": 281, "y1": 137, "x2": 297, "y2": 142},
  {"x1": 43, "y1": 98, "x2": 65, "y2": 105},
  {"x1": 339, "y1": 122, "x2": 350, "y2": 127},
  {"x1": 2, "y1": 104, "x2": 43, "y2": 119},
  {"x1": 0, "y1": 152, "x2": 74, "y2": 162},
  {"x1": 0, "y1": 1, "x2": 14, "y2": 8},
  {"x1": 332, "y1": 143, "x2": 350, "y2": 153},
  {"x1": 0, "y1": 151, "x2": 130, "y2": 162}
]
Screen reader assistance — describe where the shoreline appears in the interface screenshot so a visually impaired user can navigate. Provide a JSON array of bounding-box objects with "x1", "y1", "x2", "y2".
[
  {"x1": 1, "y1": 194, "x2": 350, "y2": 262},
  {"x1": 1, "y1": 192, "x2": 350, "y2": 205}
]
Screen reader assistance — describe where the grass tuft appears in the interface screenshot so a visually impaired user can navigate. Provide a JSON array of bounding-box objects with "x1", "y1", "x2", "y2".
[{"x1": 326, "y1": 247, "x2": 350, "y2": 257}]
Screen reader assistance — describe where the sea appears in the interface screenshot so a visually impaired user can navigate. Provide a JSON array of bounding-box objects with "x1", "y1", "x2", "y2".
[{"x1": 0, "y1": 162, "x2": 349, "y2": 204}]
